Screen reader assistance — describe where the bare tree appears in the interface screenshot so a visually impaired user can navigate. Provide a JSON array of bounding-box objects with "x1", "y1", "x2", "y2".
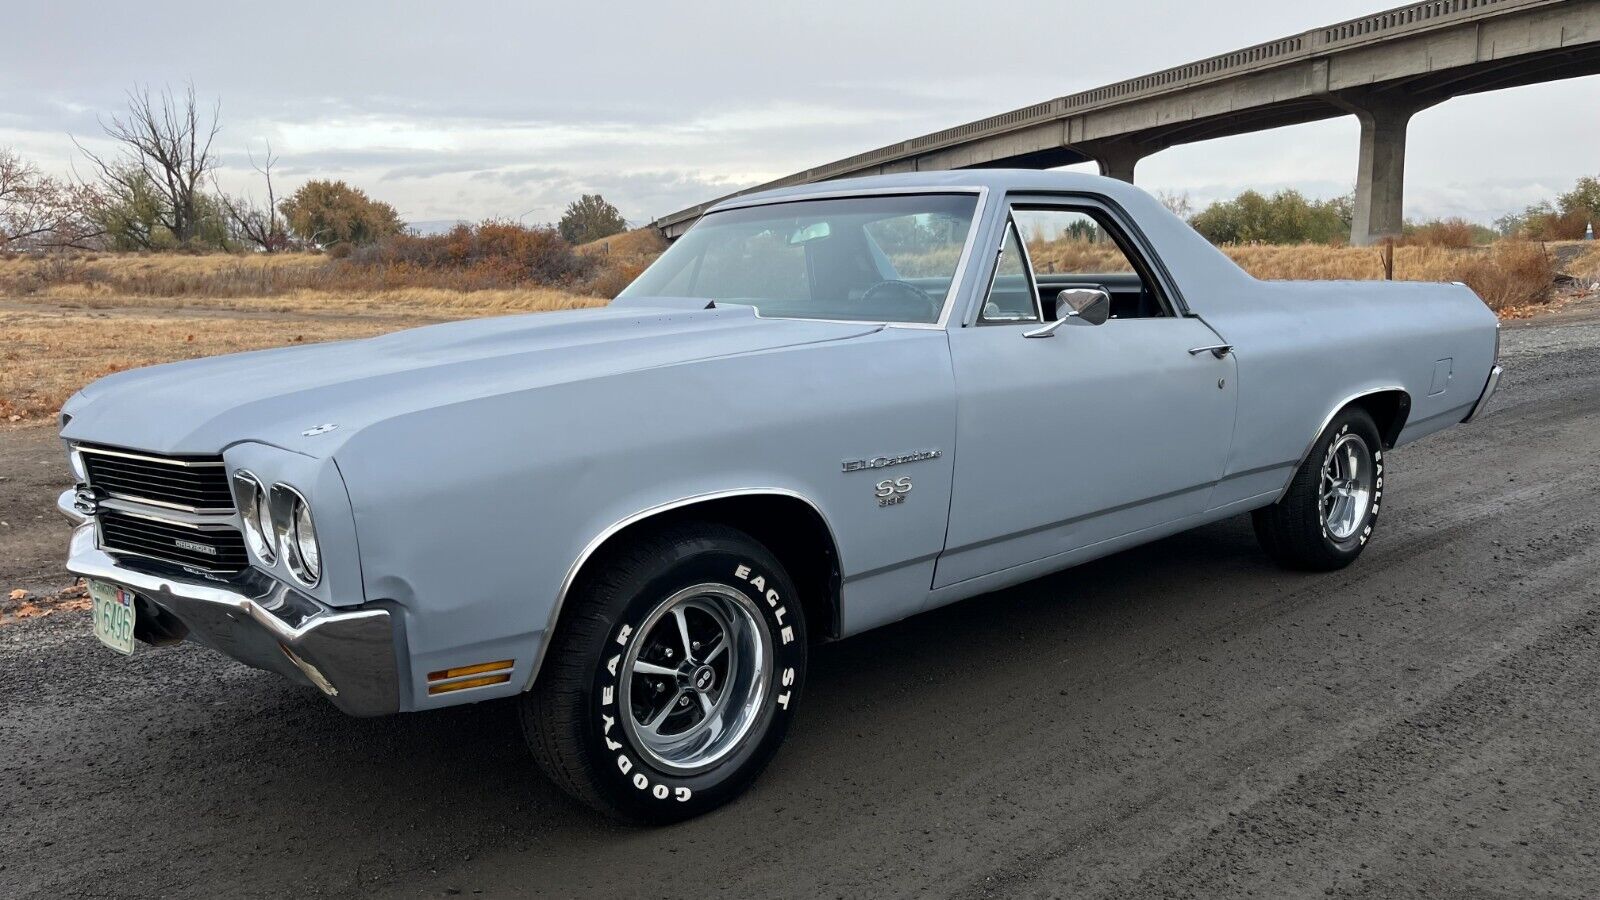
[
  {"x1": 216, "y1": 142, "x2": 288, "y2": 252},
  {"x1": 1, "y1": 147, "x2": 103, "y2": 250},
  {"x1": 74, "y1": 83, "x2": 221, "y2": 247},
  {"x1": 0, "y1": 148, "x2": 46, "y2": 247},
  {"x1": 1156, "y1": 189, "x2": 1194, "y2": 221}
]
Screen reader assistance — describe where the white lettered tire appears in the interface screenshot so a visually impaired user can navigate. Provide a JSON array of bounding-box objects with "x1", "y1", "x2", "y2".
[
  {"x1": 520, "y1": 522, "x2": 806, "y2": 823},
  {"x1": 1253, "y1": 406, "x2": 1385, "y2": 570}
]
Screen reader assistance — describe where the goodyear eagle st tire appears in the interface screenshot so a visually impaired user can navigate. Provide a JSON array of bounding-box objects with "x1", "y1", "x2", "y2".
[
  {"x1": 520, "y1": 522, "x2": 806, "y2": 824},
  {"x1": 1253, "y1": 406, "x2": 1385, "y2": 571}
]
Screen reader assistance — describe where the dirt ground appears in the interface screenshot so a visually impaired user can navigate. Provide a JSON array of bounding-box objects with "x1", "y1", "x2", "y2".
[{"x1": 2, "y1": 297, "x2": 1599, "y2": 898}]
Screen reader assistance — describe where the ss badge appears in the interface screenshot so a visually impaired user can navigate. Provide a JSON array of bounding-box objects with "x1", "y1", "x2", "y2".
[{"x1": 875, "y1": 476, "x2": 912, "y2": 508}]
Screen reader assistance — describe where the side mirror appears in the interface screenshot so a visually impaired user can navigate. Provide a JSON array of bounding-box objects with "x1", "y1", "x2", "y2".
[
  {"x1": 1057, "y1": 288, "x2": 1111, "y2": 326},
  {"x1": 1023, "y1": 288, "x2": 1112, "y2": 338}
]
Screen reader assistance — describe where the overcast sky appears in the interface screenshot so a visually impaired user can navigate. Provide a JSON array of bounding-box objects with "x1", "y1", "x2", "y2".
[{"x1": 5, "y1": 0, "x2": 1595, "y2": 229}]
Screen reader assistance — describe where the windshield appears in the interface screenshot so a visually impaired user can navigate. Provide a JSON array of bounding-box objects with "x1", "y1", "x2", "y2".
[{"x1": 618, "y1": 193, "x2": 979, "y2": 324}]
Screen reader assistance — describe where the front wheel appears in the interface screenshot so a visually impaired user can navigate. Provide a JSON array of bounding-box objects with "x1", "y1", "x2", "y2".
[
  {"x1": 1253, "y1": 407, "x2": 1385, "y2": 570},
  {"x1": 520, "y1": 522, "x2": 806, "y2": 823}
]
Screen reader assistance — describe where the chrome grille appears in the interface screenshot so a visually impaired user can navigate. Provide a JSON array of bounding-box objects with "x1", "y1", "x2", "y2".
[
  {"x1": 80, "y1": 446, "x2": 233, "y2": 512},
  {"x1": 98, "y1": 511, "x2": 248, "y2": 573}
]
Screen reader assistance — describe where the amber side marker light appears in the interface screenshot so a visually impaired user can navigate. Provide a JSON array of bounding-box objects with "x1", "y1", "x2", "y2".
[{"x1": 426, "y1": 659, "x2": 515, "y2": 695}]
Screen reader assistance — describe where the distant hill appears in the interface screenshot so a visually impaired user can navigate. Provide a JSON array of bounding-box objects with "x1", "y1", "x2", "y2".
[{"x1": 577, "y1": 227, "x2": 666, "y2": 264}]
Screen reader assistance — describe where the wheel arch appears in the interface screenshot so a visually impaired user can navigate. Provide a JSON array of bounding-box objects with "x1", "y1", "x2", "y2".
[
  {"x1": 1278, "y1": 386, "x2": 1411, "y2": 501},
  {"x1": 1351, "y1": 388, "x2": 1411, "y2": 450},
  {"x1": 529, "y1": 489, "x2": 843, "y2": 687}
]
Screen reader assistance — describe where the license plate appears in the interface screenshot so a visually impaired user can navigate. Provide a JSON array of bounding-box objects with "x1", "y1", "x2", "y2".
[{"x1": 90, "y1": 579, "x2": 136, "y2": 655}]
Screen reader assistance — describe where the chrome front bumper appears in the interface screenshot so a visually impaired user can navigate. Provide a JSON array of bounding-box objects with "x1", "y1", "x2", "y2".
[
  {"x1": 62, "y1": 492, "x2": 401, "y2": 716},
  {"x1": 1462, "y1": 364, "x2": 1503, "y2": 424}
]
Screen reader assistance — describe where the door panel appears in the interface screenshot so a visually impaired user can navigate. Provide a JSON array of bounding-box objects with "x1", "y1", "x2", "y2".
[{"x1": 934, "y1": 316, "x2": 1237, "y2": 589}]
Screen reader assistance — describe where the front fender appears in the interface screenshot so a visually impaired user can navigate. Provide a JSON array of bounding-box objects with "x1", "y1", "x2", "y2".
[{"x1": 334, "y1": 326, "x2": 956, "y2": 709}]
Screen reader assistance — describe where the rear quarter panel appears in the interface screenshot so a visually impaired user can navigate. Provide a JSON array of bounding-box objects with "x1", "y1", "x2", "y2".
[{"x1": 1202, "y1": 279, "x2": 1498, "y2": 507}]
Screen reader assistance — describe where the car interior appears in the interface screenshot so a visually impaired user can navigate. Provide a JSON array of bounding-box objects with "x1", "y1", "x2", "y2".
[{"x1": 983, "y1": 206, "x2": 1172, "y2": 324}]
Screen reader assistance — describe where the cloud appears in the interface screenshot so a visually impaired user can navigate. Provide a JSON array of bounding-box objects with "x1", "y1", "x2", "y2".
[{"x1": 4, "y1": 0, "x2": 1597, "y2": 227}]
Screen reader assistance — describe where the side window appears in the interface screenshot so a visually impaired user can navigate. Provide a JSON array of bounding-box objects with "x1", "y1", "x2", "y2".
[
  {"x1": 1012, "y1": 207, "x2": 1171, "y2": 320},
  {"x1": 979, "y1": 221, "x2": 1041, "y2": 323}
]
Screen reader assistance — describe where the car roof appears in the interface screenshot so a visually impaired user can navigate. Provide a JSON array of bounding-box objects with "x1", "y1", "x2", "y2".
[{"x1": 704, "y1": 169, "x2": 1147, "y2": 213}]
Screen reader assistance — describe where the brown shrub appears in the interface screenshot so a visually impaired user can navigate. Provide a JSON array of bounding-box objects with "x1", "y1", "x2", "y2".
[
  {"x1": 1565, "y1": 242, "x2": 1600, "y2": 282},
  {"x1": 349, "y1": 220, "x2": 596, "y2": 288},
  {"x1": 1222, "y1": 241, "x2": 1557, "y2": 312},
  {"x1": 1404, "y1": 218, "x2": 1477, "y2": 249},
  {"x1": 1520, "y1": 209, "x2": 1589, "y2": 241},
  {"x1": 1027, "y1": 236, "x2": 1135, "y2": 273},
  {"x1": 588, "y1": 260, "x2": 649, "y2": 299},
  {"x1": 1452, "y1": 241, "x2": 1556, "y2": 311}
]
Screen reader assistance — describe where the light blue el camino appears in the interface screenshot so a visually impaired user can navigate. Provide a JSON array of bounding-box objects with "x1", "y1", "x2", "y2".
[{"x1": 58, "y1": 171, "x2": 1501, "y2": 822}]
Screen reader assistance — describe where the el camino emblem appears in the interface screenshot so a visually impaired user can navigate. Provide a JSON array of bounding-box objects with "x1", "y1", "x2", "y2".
[
  {"x1": 841, "y1": 449, "x2": 942, "y2": 473},
  {"x1": 173, "y1": 538, "x2": 217, "y2": 556}
]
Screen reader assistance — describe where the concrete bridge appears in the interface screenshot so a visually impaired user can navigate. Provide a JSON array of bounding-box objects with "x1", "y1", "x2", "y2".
[{"x1": 655, "y1": 0, "x2": 1600, "y2": 245}]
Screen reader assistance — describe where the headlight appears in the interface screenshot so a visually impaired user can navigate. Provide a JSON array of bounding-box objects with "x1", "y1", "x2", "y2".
[
  {"x1": 69, "y1": 448, "x2": 87, "y2": 482},
  {"x1": 236, "y1": 473, "x2": 276, "y2": 563},
  {"x1": 277, "y1": 486, "x2": 321, "y2": 587},
  {"x1": 292, "y1": 499, "x2": 320, "y2": 583}
]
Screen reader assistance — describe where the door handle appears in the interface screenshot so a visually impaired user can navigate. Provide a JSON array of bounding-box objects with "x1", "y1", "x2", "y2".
[{"x1": 1188, "y1": 344, "x2": 1232, "y2": 359}]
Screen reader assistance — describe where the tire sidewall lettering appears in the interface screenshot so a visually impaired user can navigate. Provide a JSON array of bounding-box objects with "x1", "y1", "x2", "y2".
[
  {"x1": 591, "y1": 553, "x2": 804, "y2": 808},
  {"x1": 1320, "y1": 420, "x2": 1383, "y2": 551}
]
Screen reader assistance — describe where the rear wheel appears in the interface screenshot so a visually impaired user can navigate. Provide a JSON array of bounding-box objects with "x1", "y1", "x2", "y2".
[
  {"x1": 520, "y1": 522, "x2": 806, "y2": 823},
  {"x1": 1253, "y1": 407, "x2": 1385, "y2": 570}
]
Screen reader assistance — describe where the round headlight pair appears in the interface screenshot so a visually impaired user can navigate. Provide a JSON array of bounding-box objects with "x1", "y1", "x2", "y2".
[{"x1": 234, "y1": 474, "x2": 320, "y2": 587}]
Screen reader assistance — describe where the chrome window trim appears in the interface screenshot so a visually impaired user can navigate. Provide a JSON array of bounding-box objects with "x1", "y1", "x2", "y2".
[
  {"x1": 1000, "y1": 191, "x2": 1193, "y2": 317},
  {"x1": 705, "y1": 184, "x2": 986, "y2": 213},
  {"x1": 975, "y1": 214, "x2": 1045, "y2": 326},
  {"x1": 524, "y1": 487, "x2": 841, "y2": 690},
  {"x1": 673, "y1": 186, "x2": 990, "y2": 331}
]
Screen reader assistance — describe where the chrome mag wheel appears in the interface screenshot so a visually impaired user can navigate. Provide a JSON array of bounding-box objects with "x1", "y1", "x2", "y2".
[
  {"x1": 620, "y1": 583, "x2": 773, "y2": 774},
  {"x1": 1321, "y1": 432, "x2": 1375, "y2": 541}
]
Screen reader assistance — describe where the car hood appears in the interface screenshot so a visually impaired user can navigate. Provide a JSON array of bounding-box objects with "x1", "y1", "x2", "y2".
[{"x1": 60, "y1": 303, "x2": 881, "y2": 457}]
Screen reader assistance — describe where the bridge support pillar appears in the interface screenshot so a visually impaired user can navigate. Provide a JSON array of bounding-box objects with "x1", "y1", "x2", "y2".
[
  {"x1": 1085, "y1": 139, "x2": 1156, "y2": 184},
  {"x1": 1096, "y1": 151, "x2": 1140, "y2": 183},
  {"x1": 1342, "y1": 95, "x2": 1436, "y2": 246}
]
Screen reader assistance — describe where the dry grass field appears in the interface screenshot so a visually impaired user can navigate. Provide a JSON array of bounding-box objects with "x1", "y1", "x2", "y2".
[
  {"x1": 0, "y1": 252, "x2": 606, "y2": 421},
  {"x1": 2, "y1": 234, "x2": 1593, "y2": 424},
  {"x1": 1033, "y1": 236, "x2": 1587, "y2": 314}
]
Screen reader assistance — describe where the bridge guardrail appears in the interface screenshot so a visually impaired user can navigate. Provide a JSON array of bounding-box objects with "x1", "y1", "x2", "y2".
[{"x1": 654, "y1": 0, "x2": 1561, "y2": 231}]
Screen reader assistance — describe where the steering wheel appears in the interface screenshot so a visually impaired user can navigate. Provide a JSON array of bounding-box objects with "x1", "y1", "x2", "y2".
[{"x1": 861, "y1": 280, "x2": 936, "y2": 320}]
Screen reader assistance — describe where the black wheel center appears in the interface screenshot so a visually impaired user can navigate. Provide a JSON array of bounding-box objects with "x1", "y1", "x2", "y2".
[{"x1": 691, "y1": 664, "x2": 715, "y2": 692}]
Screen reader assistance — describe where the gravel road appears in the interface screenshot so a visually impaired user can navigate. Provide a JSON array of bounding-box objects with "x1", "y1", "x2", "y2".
[{"x1": 2, "y1": 300, "x2": 1598, "y2": 899}]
